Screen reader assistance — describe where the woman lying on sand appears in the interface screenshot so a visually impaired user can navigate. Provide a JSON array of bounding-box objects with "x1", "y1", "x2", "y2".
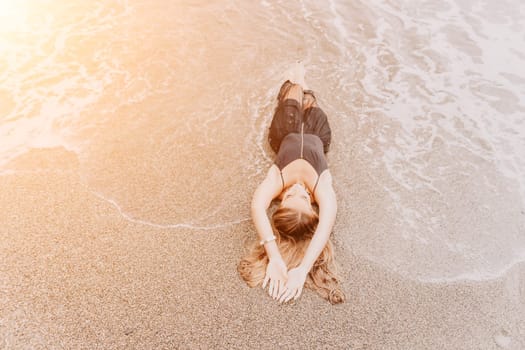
[{"x1": 238, "y1": 81, "x2": 345, "y2": 304}]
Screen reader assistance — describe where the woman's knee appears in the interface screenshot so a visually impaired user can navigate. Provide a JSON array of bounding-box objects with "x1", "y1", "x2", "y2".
[{"x1": 283, "y1": 84, "x2": 303, "y2": 107}]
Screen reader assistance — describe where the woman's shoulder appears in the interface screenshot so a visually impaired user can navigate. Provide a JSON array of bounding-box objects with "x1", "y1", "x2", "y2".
[
  {"x1": 267, "y1": 163, "x2": 281, "y2": 178},
  {"x1": 262, "y1": 164, "x2": 284, "y2": 192},
  {"x1": 317, "y1": 169, "x2": 333, "y2": 185},
  {"x1": 313, "y1": 169, "x2": 334, "y2": 201},
  {"x1": 252, "y1": 165, "x2": 283, "y2": 208}
]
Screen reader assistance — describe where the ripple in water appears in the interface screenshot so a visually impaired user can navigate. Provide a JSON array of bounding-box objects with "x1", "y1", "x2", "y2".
[{"x1": 1, "y1": 0, "x2": 524, "y2": 281}]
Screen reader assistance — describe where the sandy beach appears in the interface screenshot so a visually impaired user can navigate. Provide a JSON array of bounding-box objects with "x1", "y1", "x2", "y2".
[
  {"x1": 1, "y1": 148, "x2": 524, "y2": 349},
  {"x1": 2, "y1": 0, "x2": 525, "y2": 349}
]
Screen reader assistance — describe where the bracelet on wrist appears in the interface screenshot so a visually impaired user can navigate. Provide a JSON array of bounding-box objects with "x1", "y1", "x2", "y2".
[{"x1": 259, "y1": 235, "x2": 276, "y2": 246}]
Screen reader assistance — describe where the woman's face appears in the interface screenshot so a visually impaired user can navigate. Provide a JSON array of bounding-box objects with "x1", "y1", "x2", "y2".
[{"x1": 280, "y1": 183, "x2": 313, "y2": 213}]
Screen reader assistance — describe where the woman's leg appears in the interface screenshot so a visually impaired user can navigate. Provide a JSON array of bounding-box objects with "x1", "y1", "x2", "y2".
[
  {"x1": 282, "y1": 83, "x2": 303, "y2": 107},
  {"x1": 302, "y1": 90, "x2": 318, "y2": 112},
  {"x1": 268, "y1": 83, "x2": 304, "y2": 153},
  {"x1": 302, "y1": 90, "x2": 332, "y2": 153}
]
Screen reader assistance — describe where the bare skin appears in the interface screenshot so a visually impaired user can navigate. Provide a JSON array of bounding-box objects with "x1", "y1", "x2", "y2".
[{"x1": 251, "y1": 83, "x2": 337, "y2": 303}]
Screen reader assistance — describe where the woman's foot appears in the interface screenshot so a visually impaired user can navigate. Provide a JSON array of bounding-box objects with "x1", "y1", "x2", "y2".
[{"x1": 283, "y1": 61, "x2": 308, "y2": 88}]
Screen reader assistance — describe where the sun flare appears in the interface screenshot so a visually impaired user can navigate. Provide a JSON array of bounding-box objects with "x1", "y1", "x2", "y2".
[{"x1": 0, "y1": 0, "x2": 29, "y2": 31}]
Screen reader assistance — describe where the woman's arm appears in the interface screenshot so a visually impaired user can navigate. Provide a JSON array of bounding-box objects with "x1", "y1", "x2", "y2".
[
  {"x1": 251, "y1": 165, "x2": 288, "y2": 299},
  {"x1": 279, "y1": 171, "x2": 337, "y2": 303},
  {"x1": 300, "y1": 171, "x2": 337, "y2": 271}
]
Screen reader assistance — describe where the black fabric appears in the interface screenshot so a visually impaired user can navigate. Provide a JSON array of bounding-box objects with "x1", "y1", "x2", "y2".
[
  {"x1": 268, "y1": 99, "x2": 331, "y2": 154},
  {"x1": 274, "y1": 133, "x2": 328, "y2": 176}
]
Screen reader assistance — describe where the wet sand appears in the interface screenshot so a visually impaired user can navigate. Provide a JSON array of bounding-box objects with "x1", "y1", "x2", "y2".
[{"x1": 1, "y1": 150, "x2": 524, "y2": 350}]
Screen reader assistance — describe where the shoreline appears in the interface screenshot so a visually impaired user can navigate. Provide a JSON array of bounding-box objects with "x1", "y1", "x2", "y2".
[{"x1": 1, "y1": 156, "x2": 524, "y2": 349}]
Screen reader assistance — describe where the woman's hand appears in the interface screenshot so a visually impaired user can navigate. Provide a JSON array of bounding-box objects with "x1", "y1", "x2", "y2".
[
  {"x1": 278, "y1": 266, "x2": 308, "y2": 303},
  {"x1": 262, "y1": 257, "x2": 288, "y2": 299}
]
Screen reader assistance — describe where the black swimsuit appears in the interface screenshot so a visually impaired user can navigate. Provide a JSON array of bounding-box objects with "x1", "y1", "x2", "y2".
[
  {"x1": 274, "y1": 132, "x2": 328, "y2": 193},
  {"x1": 269, "y1": 98, "x2": 331, "y2": 194}
]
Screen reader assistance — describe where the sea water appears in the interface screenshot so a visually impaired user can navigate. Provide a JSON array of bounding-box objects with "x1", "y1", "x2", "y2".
[{"x1": 1, "y1": 0, "x2": 524, "y2": 282}]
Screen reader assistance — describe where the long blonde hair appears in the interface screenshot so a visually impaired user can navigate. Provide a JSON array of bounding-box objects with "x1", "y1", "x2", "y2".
[{"x1": 238, "y1": 206, "x2": 345, "y2": 304}]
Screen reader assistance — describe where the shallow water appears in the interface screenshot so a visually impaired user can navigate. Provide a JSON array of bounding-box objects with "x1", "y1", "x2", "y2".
[{"x1": 1, "y1": 0, "x2": 524, "y2": 282}]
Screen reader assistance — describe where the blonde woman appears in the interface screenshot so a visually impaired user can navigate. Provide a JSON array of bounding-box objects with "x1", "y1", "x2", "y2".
[{"x1": 238, "y1": 80, "x2": 344, "y2": 304}]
